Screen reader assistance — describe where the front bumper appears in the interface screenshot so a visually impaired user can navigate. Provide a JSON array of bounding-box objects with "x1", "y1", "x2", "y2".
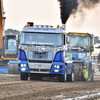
[{"x1": 18, "y1": 60, "x2": 65, "y2": 74}]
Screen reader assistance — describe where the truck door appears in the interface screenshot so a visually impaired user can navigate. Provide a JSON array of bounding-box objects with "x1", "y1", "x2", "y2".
[{"x1": 2, "y1": 35, "x2": 19, "y2": 60}]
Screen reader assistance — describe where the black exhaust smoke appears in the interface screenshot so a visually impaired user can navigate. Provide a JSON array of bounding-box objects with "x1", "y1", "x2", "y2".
[
  {"x1": 58, "y1": 0, "x2": 100, "y2": 24},
  {"x1": 57, "y1": 0, "x2": 78, "y2": 24}
]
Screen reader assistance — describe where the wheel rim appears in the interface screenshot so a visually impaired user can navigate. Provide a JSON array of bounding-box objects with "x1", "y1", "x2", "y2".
[
  {"x1": 65, "y1": 70, "x2": 67, "y2": 81},
  {"x1": 72, "y1": 72, "x2": 74, "y2": 81}
]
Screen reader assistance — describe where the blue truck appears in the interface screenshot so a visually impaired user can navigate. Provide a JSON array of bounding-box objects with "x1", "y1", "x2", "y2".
[{"x1": 18, "y1": 22, "x2": 96, "y2": 82}]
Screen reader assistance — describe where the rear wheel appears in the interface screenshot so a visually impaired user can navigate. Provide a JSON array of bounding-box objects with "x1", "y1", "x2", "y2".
[
  {"x1": 67, "y1": 67, "x2": 74, "y2": 82},
  {"x1": 90, "y1": 70, "x2": 94, "y2": 81},
  {"x1": 58, "y1": 68, "x2": 67, "y2": 82},
  {"x1": 20, "y1": 73, "x2": 28, "y2": 80},
  {"x1": 67, "y1": 71, "x2": 74, "y2": 82}
]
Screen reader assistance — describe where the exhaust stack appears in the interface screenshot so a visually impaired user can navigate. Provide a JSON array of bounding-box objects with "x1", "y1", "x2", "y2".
[{"x1": 62, "y1": 24, "x2": 66, "y2": 31}]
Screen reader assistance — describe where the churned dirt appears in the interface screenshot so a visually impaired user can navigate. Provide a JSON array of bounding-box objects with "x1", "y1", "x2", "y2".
[{"x1": 0, "y1": 70, "x2": 100, "y2": 100}]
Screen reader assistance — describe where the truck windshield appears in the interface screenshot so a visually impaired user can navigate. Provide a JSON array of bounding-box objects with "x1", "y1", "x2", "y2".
[
  {"x1": 67, "y1": 35, "x2": 90, "y2": 52},
  {"x1": 20, "y1": 32, "x2": 63, "y2": 46},
  {"x1": 4, "y1": 39, "x2": 17, "y2": 58}
]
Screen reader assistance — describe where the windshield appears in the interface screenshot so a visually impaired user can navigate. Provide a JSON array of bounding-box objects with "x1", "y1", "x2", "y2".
[
  {"x1": 67, "y1": 35, "x2": 90, "y2": 52},
  {"x1": 20, "y1": 32, "x2": 63, "y2": 46},
  {"x1": 4, "y1": 38, "x2": 17, "y2": 58}
]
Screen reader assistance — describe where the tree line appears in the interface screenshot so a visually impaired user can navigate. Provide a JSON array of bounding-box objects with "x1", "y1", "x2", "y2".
[{"x1": 5, "y1": 29, "x2": 20, "y2": 35}]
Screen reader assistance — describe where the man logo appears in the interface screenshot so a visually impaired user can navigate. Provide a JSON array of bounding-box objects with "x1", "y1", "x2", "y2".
[{"x1": 38, "y1": 53, "x2": 42, "y2": 58}]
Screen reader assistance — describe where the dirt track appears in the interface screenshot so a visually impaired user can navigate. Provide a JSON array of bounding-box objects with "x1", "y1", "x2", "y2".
[{"x1": 0, "y1": 71, "x2": 100, "y2": 100}]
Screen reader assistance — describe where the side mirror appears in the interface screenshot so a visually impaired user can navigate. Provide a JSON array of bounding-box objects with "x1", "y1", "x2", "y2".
[
  {"x1": 66, "y1": 36, "x2": 70, "y2": 43},
  {"x1": 16, "y1": 35, "x2": 19, "y2": 41}
]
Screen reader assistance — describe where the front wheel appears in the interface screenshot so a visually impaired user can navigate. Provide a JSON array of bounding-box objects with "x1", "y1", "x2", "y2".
[{"x1": 20, "y1": 73, "x2": 28, "y2": 80}]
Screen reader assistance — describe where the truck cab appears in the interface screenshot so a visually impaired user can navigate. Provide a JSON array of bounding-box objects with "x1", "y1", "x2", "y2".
[
  {"x1": 1, "y1": 35, "x2": 20, "y2": 74},
  {"x1": 18, "y1": 22, "x2": 68, "y2": 81},
  {"x1": 66, "y1": 32, "x2": 96, "y2": 81},
  {"x1": 2, "y1": 35, "x2": 19, "y2": 60}
]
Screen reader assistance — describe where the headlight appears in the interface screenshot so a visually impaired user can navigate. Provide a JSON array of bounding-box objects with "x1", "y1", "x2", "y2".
[
  {"x1": 21, "y1": 64, "x2": 24, "y2": 67},
  {"x1": 54, "y1": 65, "x2": 60, "y2": 68},
  {"x1": 54, "y1": 65, "x2": 57, "y2": 68},
  {"x1": 56, "y1": 65, "x2": 60, "y2": 68},
  {"x1": 21, "y1": 64, "x2": 26, "y2": 67},
  {"x1": 23, "y1": 64, "x2": 26, "y2": 67}
]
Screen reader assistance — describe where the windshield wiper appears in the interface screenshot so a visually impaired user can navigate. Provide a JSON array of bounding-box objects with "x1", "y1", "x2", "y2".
[
  {"x1": 33, "y1": 44, "x2": 43, "y2": 46},
  {"x1": 21, "y1": 44, "x2": 58, "y2": 47},
  {"x1": 21, "y1": 44, "x2": 28, "y2": 45},
  {"x1": 21, "y1": 44, "x2": 45, "y2": 46},
  {"x1": 43, "y1": 44, "x2": 56, "y2": 47},
  {"x1": 33, "y1": 44, "x2": 56, "y2": 47},
  {"x1": 70, "y1": 46, "x2": 86, "y2": 51},
  {"x1": 21, "y1": 44, "x2": 33, "y2": 46}
]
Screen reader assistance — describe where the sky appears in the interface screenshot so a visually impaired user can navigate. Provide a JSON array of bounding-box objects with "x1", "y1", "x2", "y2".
[
  {"x1": 3, "y1": 0, "x2": 61, "y2": 31},
  {"x1": 3, "y1": 0, "x2": 100, "y2": 36}
]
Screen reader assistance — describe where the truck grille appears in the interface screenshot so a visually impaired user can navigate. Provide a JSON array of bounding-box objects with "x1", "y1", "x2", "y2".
[
  {"x1": 30, "y1": 69, "x2": 50, "y2": 72},
  {"x1": 29, "y1": 60, "x2": 52, "y2": 63},
  {"x1": 27, "y1": 51, "x2": 53, "y2": 60}
]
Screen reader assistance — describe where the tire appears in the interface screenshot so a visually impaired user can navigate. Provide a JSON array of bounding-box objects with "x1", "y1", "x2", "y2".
[
  {"x1": 67, "y1": 67, "x2": 74, "y2": 82},
  {"x1": 90, "y1": 71, "x2": 94, "y2": 81},
  {"x1": 67, "y1": 71, "x2": 74, "y2": 82},
  {"x1": 58, "y1": 68, "x2": 67, "y2": 82},
  {"x1": 20, "y1": 73, "x2": 28, "y2": 80},
  {"x1": 87, "y1": 70, "x2": 94, "y2": 81}
]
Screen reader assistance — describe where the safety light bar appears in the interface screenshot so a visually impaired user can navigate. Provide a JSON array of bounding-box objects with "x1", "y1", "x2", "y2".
[
  {"x1": 26, "y1": 22, "x2": 54, "y2": 28},
  {"x1": 27, "y1": 22, "x2": 34, "y2": 27},
  {"x1": 27, "y1": 23, "x2": 30, "y2": 27},
  {"x1": 33, "y1": 25, "x2": 53, "y2": 28},
  {"x1": 57, "y1": 25, "x2": 60, "y2": 28}
]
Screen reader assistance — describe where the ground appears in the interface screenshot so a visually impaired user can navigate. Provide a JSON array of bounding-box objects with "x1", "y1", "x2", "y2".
[{"x1": 0, "y1": 70, "x2": 100, "y2": 100}]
